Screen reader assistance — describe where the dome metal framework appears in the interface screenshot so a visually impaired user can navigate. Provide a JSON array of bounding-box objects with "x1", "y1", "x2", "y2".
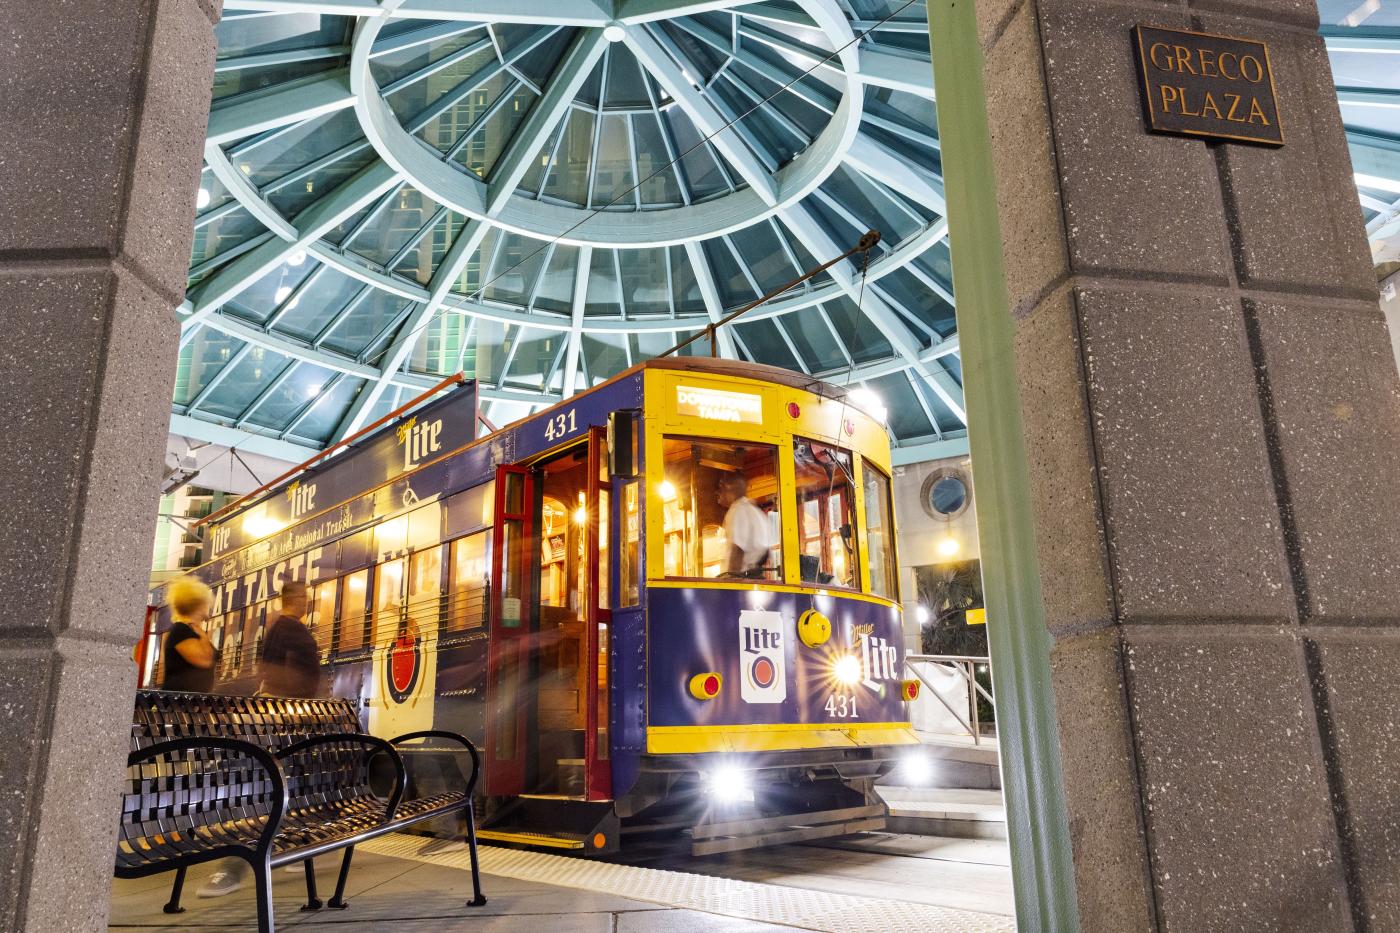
[
  {"x1": 177, "y1": 0, "x2": 964, "y2": 466},
  {"x1": 174, "y1": 0, "x2": 1400, "y2": 467}
]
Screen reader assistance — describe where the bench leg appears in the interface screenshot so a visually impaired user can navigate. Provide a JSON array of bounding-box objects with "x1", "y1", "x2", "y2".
[
  {"x1": 300, "y1": 859, "x2": 322, "y2": 911},
  {"x1": 162, "y1": 866, "x2": 187, "y2": 914},
  {"x1": 464, "y1": 799, "x2": 487, "y2": 907},
  {"x1": 253, "y1": 860, "x2": 275, "y2": 933},
  {"x1": 327, "y1": 845, "x2": 354, "y2": 909}
]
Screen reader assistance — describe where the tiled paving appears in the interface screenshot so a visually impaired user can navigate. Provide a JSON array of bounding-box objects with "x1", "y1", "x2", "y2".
[{"x1": 109, "y1": 833, "x2": 1016, "y2": 932}]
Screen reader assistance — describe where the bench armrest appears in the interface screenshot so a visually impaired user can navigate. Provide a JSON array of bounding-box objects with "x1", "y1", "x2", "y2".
[
  {"x1": 275, "y1": 733, "x2": 406, "y2": 819},
  {"x1": 388, "y1": 730, "x2": 482, "y2": 797},
  {"x1": 127, "y1": 737, "x2": 289, "y2": 857}
]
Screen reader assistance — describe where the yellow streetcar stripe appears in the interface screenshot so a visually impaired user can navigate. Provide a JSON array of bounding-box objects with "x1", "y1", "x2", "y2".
[{"x1": 646, "y1": 722, "x2": 920, "y2": 754}]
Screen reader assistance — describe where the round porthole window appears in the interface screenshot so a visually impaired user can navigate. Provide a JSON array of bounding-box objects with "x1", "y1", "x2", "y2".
[{"x1": 921, "y1": 469, "x2": 970, "y2": 521}]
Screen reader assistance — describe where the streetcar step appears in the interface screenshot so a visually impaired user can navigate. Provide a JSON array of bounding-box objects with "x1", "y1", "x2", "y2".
[{"x1": 476, "y1": 829, "x2": 586, "y2": 850}]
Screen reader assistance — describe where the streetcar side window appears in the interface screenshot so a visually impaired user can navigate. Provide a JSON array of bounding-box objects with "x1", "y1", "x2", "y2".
[
  {"x1": 660, "y1": 437, "x2": 781, "y2": 581},
  {"x1": 862, "y1": 461, "x2": 899, "y2": 600},
  {"x1": 792, "y1": 438, "x2": 858, "y2": 590},
  {"x1": 447, "y1": 532, "x2": 491, "y2": 631},
  {"x1": 620, "y1": 481, "x2": 640, "y2": 607},
  {"x1": 338, "y1": 570, "x2": 369, "y2": 653},
  {"x1": 306, "y1": 583, "x2": 335, "y2": 661}
]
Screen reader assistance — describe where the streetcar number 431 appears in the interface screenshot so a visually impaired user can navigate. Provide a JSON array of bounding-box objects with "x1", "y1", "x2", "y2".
[
  {"x1": 544, "y1": 409, "x2": 578, "y2": 441},
  {"x1": 825, "y1": 694, "x2": 858, "y2": 718}
]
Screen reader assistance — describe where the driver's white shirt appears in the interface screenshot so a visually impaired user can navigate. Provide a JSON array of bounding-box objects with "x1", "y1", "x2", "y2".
[{"x1": 723, "y1": 496, "x2": 772, "y2": 570}]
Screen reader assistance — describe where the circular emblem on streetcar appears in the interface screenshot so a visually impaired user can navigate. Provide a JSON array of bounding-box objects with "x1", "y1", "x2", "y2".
[
  {"x1": 386, "y1": 631, "x2": 421, "y2": 704},
  {"x1": 748, "y1": 655, "x2": 777, "y2": 690}
]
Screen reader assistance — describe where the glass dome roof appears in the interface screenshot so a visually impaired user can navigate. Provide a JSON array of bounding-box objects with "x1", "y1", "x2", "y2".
[
  {"x1": 177, "y1": 0, "x2": 963, "y2": 461},
  {"x1": 175, "y1": 1, "x2": 1400, "y2": 464}
]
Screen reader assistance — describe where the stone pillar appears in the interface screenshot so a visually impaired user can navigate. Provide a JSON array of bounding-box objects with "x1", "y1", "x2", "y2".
[
  {"x1": 974, "y1": 1, "x2": 1400, "y2": 930},
  {"x1": 0, "y1": 3, "x2": 217, "y2": 930}
]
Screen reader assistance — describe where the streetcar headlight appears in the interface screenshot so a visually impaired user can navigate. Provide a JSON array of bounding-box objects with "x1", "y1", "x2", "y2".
[
  {"x1": 834, "y1": 654, "x2": 862, "y2": 685},
  {"x1": 899, "y1": 752, "x2": 933, "y2": 785},
  {"x1": 706, "y1": 766, "x2": 753, "y2": 804}
]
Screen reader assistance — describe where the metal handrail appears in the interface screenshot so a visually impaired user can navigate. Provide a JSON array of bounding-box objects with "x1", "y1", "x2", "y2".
[{"x1": 905, "y1": 654, "x2": 994, "y2": 745}]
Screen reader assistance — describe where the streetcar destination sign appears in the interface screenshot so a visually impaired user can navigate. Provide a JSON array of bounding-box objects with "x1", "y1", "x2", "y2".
[{"x1": 1132, "y1": 25, "x2": 1283, "y2": 146}]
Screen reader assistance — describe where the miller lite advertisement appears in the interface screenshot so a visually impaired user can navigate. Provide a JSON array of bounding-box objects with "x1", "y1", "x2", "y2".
[
  {"x1": 207, "y1": 381, "x2": 478, "y2": 558},
  {"x1": 739, "y1": 609, "x2": 787, "y2": 704}
]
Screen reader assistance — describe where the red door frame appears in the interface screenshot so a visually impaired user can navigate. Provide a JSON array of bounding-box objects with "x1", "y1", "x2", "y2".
[
  {"x1": 585, "y1": 428, "x2": 612, "y2": 800},
  {"x1": 485, "y1": 464, "x2": 532, "y2": 795}
]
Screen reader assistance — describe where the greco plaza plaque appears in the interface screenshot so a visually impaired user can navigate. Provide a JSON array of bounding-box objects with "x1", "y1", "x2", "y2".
[{"x1": 1133, "y1": 25, "x2": 1283, "y2": 146}]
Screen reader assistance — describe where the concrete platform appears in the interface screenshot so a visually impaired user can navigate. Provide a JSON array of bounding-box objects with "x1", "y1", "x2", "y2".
[
  {"x1": 109, "y1": 834, "x2": 1016, "y2": 932},
  {"x1": 877, "y1": 787, "x2": 1009, "y2": 840}
]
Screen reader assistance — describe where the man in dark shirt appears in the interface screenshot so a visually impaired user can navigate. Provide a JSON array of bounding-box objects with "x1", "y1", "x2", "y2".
[
  {"x1": 258, "y1": 581, "x2": 321, "y2": 698},
  {"x1": 198, "y1": 580, "x2": 322, "y2": 899}
]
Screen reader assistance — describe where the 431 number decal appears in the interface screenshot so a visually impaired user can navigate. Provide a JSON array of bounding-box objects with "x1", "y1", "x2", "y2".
[
  {"x1": 543, "y1": 409, "x2": 578, "y2": 441},
  {"x1": 824, "y1": 694, "x2": 859, "y2": 718}
]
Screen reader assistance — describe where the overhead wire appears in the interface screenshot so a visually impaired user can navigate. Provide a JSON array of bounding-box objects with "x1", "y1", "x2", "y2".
[{"x1": 179, "y1": 0, "x2": 925, "y2": 509}]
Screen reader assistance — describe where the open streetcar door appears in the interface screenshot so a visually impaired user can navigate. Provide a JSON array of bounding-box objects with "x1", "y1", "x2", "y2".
[
  {"x1": 486, "y1": 430, "x2": 613, "y2": 802},
  {"x1": 486, "y1": 463, "x2": 532, "y2": 795}
]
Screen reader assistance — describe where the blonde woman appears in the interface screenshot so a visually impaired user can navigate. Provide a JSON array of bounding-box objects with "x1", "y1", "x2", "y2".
[{"x1": 160, "y1": 577, "x2": 219, "y2": 693}]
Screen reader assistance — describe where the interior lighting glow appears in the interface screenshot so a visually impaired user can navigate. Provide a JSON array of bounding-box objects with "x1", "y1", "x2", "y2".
[
  {"x1": 848, "y1": 387, "x2": 888, "y2": 424},
  {"x1": 706, "y1": 766, "x2": 753, "y2": 804},
  {"x1": 275, "y1": 285, "x2": 293, "y2": 304},
  {"x1": 287, "y1": 249, "x2": 307, "y2": 267},
  {"x1": 834, "y1": 654, "x2": 862, "y2": 686},
  {"x1": 573, "y1": 506, "x2": 587, "y2": 525},
  {"x1": 657, "y1": 480, "x2": 677, "y2": 500},
  {"x1": 915, "y1": 604, "x2": 930, "y2": 624},
  {"x1": 196, "y1": 187, "x2": 211, "y2": 209},
  {"x1": 603, "y1": 23, "x2": 625, "y2": 42},
  {"x1": 937, "y1": 537, "x2": 960, "y2": 558},
  {"x1": 244, "y1": 514, "x2": 285, "y2": 538}
]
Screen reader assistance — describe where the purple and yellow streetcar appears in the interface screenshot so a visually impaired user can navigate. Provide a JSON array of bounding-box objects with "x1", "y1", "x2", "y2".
[{"x1": 145, "y1": 357, "x2": 921, "y2": 854}]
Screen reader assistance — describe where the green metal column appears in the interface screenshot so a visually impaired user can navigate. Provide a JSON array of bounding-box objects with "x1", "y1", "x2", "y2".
[{"x1": 925, "y1": 3, "x2": 1081, "y2": 929}]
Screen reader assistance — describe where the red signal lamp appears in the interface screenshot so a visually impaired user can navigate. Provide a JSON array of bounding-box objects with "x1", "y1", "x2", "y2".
[
  {"x1": 689, "y1": 672, "x2": 722, "y2": 700},
  {"x1": 787, "y1": 401, "x2": 801, "y2": 419},
  {"x1": 900, "y1": 679, "x2": 921, "y2": 702}
]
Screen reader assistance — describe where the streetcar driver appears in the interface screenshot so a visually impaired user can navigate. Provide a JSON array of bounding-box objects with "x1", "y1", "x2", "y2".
[{"x1": 717, "y1": 473, "x2": 772, "y2": 578}]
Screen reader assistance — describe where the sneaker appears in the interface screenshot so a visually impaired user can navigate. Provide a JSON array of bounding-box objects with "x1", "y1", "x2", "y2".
[{"x1": 196, "y1": 866, "x2": 248, "y2": 898}]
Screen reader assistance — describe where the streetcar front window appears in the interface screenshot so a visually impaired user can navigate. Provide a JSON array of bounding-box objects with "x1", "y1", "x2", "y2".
[
  {"x1": 862, "y1": 461, "x2": 899, "y2": 600},
  {"x1": 661, "y1": 437, "x2": 781, "y2": 581},
  {"x1": 792, "y1": 439, "x2": 858, "y2": 589}
]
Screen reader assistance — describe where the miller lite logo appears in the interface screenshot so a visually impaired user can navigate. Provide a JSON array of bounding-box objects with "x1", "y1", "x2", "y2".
[
  {"x1": 285, "y1": 480, "x2": 318, "y2": 519},
  {"x1": 739, "y1": 609, "x2": 786, "y2": 704},
  {"x1": 385, "y1": 618, "x2": 422, "y2": 705},
  {"x1": 210, "y1": 524, "x2": 232, "y2": 555},
  {"x1": 853, "y1": 623, "x2": 899, "y2": 689},
  {"x1": 397, "y1": 416, "x2": 443, "y2": 470}
]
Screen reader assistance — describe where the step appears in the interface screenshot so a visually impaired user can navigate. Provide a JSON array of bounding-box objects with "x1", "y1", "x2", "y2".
[{"x1": 875, "y1": 788, "x2": 1008, "y2": 840}]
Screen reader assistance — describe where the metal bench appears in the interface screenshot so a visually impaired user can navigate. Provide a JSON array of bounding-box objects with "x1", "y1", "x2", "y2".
[{"x1": 116, "y1": 691, "x2": 486, "y2": 932}]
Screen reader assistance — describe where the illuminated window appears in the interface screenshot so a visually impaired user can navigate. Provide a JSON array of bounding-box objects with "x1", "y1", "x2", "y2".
[
  {"x1": 337, "y1": 569, "x2": 369, "y2": 652},
  {"x1": 661, "y1": 437, "x2": 780, "y2": 581},
  {"x1": 447, "y1": 532, "x2": 490, "y2": 631},
  {"x1": 407, "y1": 545, "x2": 443, "y2": 636},
  {"x1": 620, "y1": 481, "x2": 640, "y2": 606},
  {"x1": 862, "y1": 461, "x2": 898, "y2": 600},
  {"x1": 306, "y1": 584, "x2": 336, "y2": 660},
  {"x1": 792, "y1": 439, "x2": 857, "y2": 589}
]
